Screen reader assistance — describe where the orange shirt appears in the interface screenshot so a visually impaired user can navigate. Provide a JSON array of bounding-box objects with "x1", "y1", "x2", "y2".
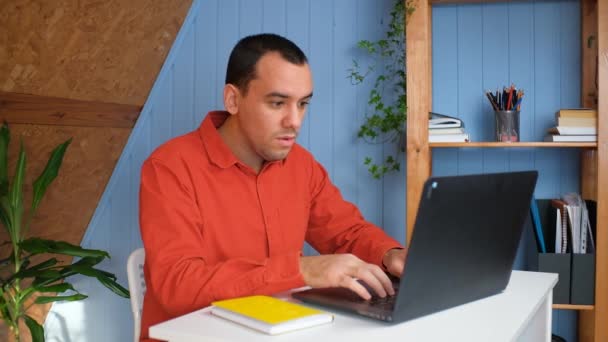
[{"x1": 139, "y1": 111, "x2": 402, "y2": 341}]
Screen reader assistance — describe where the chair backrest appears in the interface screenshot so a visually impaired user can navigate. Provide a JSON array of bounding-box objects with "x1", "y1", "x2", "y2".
[{"x1": 127, "y1": 248, "x2": 146, "y2": 342}]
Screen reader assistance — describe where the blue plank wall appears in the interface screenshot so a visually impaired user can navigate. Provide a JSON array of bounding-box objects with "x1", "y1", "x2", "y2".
[
  {"x1": 42, "y1": 0, "x2": 580, "y2": 341},
  {"x1": 432, "y1": 0, "x2": 581, "y2": 340},
  {"x1": 44, "y1": 1, "x2": 402, "y2": 341}
]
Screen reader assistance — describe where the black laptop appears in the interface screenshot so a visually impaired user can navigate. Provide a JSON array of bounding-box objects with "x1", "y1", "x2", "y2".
[{"x1": 292, "y1": 171, "x2": 538, "y2": 323}]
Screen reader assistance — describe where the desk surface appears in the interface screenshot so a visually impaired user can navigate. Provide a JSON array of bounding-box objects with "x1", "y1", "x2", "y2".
[{"x1": 150, "y1": 271, "x2": 557, "y2": 342}]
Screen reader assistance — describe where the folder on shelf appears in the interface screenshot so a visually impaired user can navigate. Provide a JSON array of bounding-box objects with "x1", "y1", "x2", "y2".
[
  {"x1": 530, "y1": 197, "x2": 546, "y2": 253},
  {"x1": 551, "y1": 199, "x2": 569, "y2": 253}
]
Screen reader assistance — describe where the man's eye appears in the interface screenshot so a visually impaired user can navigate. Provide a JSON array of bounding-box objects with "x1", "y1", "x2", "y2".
[
  {"x1": 271, "y1": 102, "x2": 284, "y2": 108},
  {"x1": 299, "y1": 101, "x2": 310, "y2": 108}
]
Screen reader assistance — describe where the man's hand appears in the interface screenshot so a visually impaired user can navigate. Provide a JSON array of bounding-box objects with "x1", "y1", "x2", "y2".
[
  {"x1": 299, "y1": 254, "x2": 395, "y2": 300},
  {"x1": 382, "y1": 248, "x2": 407, "y2": 278}
]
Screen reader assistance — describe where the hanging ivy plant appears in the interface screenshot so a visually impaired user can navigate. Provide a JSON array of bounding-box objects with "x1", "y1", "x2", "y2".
[{"x1": 349, "y1": 0, "x2": 414, "y2": 179}]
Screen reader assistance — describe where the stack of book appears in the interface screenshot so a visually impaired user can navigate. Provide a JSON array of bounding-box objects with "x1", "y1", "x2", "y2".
[
  {"x1": 545, "y1": 108, "x2": 597, "y2": 142},
  {"x1": 428, "y1": 112, "x2": 469, "y2": 142}
]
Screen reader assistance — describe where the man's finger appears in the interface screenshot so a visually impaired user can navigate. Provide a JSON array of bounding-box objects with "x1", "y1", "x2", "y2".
[
  {"x1": 369, "y1": 265, "x2": 395, "y2": 296},
  {"x1": 342, "y1": 276, "x2": 372, "y2": 300},
  {"x1": 356, "y1": 269, "x2": 388, "y2": 298}
]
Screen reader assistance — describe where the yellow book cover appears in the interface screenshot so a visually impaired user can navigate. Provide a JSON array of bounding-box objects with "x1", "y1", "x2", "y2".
[
  {"x1": 556, "y1": 108, "x2": 598, "y2": 119},
  {"x1": 211, "y1": 295, "x2": 334, "y2": 335}
]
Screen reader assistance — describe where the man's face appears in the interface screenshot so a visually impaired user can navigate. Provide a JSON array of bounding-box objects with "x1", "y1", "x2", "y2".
[{"x1": 230, "y1": 52, "x2": 313, "y2": 165}]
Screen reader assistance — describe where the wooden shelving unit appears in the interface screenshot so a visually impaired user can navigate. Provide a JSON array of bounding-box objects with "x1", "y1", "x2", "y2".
[
  {"x1": 405, "y1": 0, "x2": 607, "y2": 340},
  {"x1": 554, "y1": 304, "x2": 595, "y2": 311},
  {"x1": 430, "y1": 142, "x2": 598, "y2": 148}
]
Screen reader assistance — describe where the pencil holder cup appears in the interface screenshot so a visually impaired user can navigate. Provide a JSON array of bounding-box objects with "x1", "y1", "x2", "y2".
[{"x1": 494, "y1": 110, "x2": 520, "y2": 142}]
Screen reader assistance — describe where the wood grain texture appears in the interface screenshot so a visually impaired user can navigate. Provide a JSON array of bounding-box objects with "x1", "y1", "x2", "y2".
[
  {"x1": 0, "y1": 91, "x2": 141, "y2": 127},
  {"x1": 579, "y1": 309, "x2": 595, "y2": 342},
  {"x1": 406, "y1": 0, "x2": 432, "y2": 244},
  {"x1": 0, "y1": 0, "x2": 192, "y2": 105},
  {"x1": 582, "y1": 0, "x2": 599, "y2": 108},
  {"x1": 432, "y1": 0, "x2": 508, "y2": 3},
  {"x1": 553, "y1": 304, "x2": 594, "y2": 310},
  {"x1": 580, "y1": 149, "x2": 598, "y2": 201},
  {"x1": 593, "y1": 0, "x2": 608, "y2": 341},
  {"x1": 430, "y1": 142, "x2": 597, "y2": 148}
]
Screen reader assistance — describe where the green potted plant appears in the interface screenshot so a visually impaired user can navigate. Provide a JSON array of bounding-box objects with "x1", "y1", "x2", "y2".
[
  {"x1": 349, "y1": 0, "x2": 414, "y2": 179},
  {"x1": 0, "y1": 123, "x2": 129, "y2": 342}
]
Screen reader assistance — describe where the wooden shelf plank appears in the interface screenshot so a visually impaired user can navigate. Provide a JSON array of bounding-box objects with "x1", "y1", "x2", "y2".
[
  {"x1": 431, "y1": 0, "x2": 507, "y2": 3},
  {"x1": 553, "y1": 304, "x2": 595, "y2": 311},
  {"x1": 430, "y1": 142, "x2": 597, "y2": 148},
  {"x1": 0, "y1": 91, "x2": 141, "y2": 128}
]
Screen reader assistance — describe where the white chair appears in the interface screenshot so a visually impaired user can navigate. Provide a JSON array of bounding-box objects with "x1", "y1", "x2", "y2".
[{"x1": 127, "y1": 248, "x2": 146, "y2": 342}]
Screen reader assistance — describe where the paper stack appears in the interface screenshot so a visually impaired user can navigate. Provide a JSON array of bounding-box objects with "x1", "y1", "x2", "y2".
[
  {"x1": 428, "y1": 112, "x2": 469, "y2": 142},
  {"x1": 545, "y1": 109, "x2": 597, "y2": 142}
]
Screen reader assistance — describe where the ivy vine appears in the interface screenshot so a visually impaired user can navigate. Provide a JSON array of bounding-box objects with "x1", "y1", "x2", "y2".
[{"x1": 349, "y1": 0, "x2": 414, "y2": 179}]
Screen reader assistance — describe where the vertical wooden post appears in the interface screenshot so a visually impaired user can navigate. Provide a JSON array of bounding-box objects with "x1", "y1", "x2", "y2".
[
  {"x1": 579, "y1": 148, "x2": 597, "y2": 342},
  {"x1": 579, "y1": 1, "x2": 601, "y2": 340},
  {"x1": 580, "y1": 149, "x2": 598, "y2": 201},
  {"x1": 405, "y1": 0, "x2": 432, "y2": 245},
  {"x1": 582, "y1": 0, "x2": 599, "y2": 109},
  {"x1": 591, "y1": 1, "x2": 608, "y2": 341}
]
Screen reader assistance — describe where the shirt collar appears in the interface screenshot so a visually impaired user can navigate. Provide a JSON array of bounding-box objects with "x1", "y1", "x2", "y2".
[
  {"x1": 199, "y1": 110, "x2": 289, "y2": 171},
  {"x1": 199, "y1": 111, "x2": 239, "y2": 169}
]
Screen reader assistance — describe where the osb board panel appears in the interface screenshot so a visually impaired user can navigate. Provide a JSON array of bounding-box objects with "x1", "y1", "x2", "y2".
[
  {"x1": 0, "y1": 0, "x2": 193, "y2": 105},
  {"x1": 0, "y1": 124, "x2": 130, "y2": 334}
]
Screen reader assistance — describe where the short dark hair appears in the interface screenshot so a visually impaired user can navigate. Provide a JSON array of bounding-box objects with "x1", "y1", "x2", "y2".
[{"x1": 225, "y1": 33, "x2": 308, "y2": 93}]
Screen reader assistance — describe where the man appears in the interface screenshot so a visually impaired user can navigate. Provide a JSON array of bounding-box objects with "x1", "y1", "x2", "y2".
[{"x1": 139, "y1": 33, "x2": 406, "y2": 341}]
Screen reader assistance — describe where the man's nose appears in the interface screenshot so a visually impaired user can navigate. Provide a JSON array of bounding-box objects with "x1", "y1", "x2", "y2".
[{"x1": 283, "y1": 105, "x2": 303, "y2": 130}]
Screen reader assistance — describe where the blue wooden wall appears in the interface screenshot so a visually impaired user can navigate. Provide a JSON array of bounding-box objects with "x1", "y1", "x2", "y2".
[
  {"x1": 432, "y1": 1, "x2": 581, "y2": 340},
  {"x1": 43, "y1": 0, "x2": 581, "y2": 341},
  {"x1": 44, "y1": 1, "x2": 404, "y2": 341}
]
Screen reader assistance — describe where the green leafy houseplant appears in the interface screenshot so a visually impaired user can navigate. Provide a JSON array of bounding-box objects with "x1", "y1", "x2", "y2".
[
  {"x1": 0, "y1": 123, "x2": 129, "y2": 341},
  {"x1": 349, "y1": 0, "x2": 414, "y2": 179}
]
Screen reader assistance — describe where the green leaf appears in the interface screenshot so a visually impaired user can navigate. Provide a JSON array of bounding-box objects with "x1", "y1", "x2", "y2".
[
  {"x1": 70, "y1": 265, "x2": 115, "y2": 281},
  {"x1": 71, "y1": 255, "x2": 105, "y2": 268},
  {"x1": 0, "y1": 197, "x2": 12, "y2": 236},
  {"x1": 19, "y1": 281, "x2": 77, "y2": 305},
  {"x1": 26, "y1": 269, "x2": 63, "y2": 280},
  {"x1": 26, "y1": 258, "x2": 59, "y2": 272},
  {"x1": 34, "y1": 282, "x2": 75, "y2": 294},
  {"x1": 0, "y1": 204, "x2": 10, "y2": 233},
  {"x1": 6, "y1": 257, "x2": 60, "y2": 284},
  {"x1": 68, "y1": 265, "x2": 129, "y2": 298},
  {"x1": 0, "y1": 294, "x2": 10, "y2": 321},
  {"x1": 9, "y1": 141, "x2": 26, "y2": 210},
  {"x1": 24, "y1": 315, "x2": 45, "y2": 342},
  {"x1": 95, "y1": 272, "x2": 130, "y2": 298},
  {"x1": 19, "y1": 238, "x2": 110, "y2": 258},
  {"x1": 32, "y1": 139, "x2": 71, "y2": 212},
  {"x1": 35, "y1": 293, "x2": 87, "y2": 304},
  {"x1": 0, "y1": 122, "x2": 10, "y2": 197}
]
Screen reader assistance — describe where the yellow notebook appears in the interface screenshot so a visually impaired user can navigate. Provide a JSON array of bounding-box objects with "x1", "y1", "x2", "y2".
[{"x1": 211, "y1": 295, "x2": 334, "y2": 335}]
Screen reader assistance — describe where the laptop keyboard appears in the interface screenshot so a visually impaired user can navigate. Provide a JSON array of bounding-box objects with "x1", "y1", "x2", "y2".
[
  {"x1": 344, "y1": 280, "x2": 399, "y2": 310},
  {"x1": 367, "y1": 295, "x2": 396, "y2": 310}
]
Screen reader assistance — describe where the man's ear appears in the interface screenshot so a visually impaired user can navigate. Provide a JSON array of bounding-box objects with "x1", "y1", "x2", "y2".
[{"x1": 223, "y1": 84, "x2": 240, "y2": 115}]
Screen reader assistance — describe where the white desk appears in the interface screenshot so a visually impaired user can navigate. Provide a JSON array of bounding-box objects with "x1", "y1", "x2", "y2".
[{"x1": 150, "y1": 270, "x2": 557, "y2": 342}]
